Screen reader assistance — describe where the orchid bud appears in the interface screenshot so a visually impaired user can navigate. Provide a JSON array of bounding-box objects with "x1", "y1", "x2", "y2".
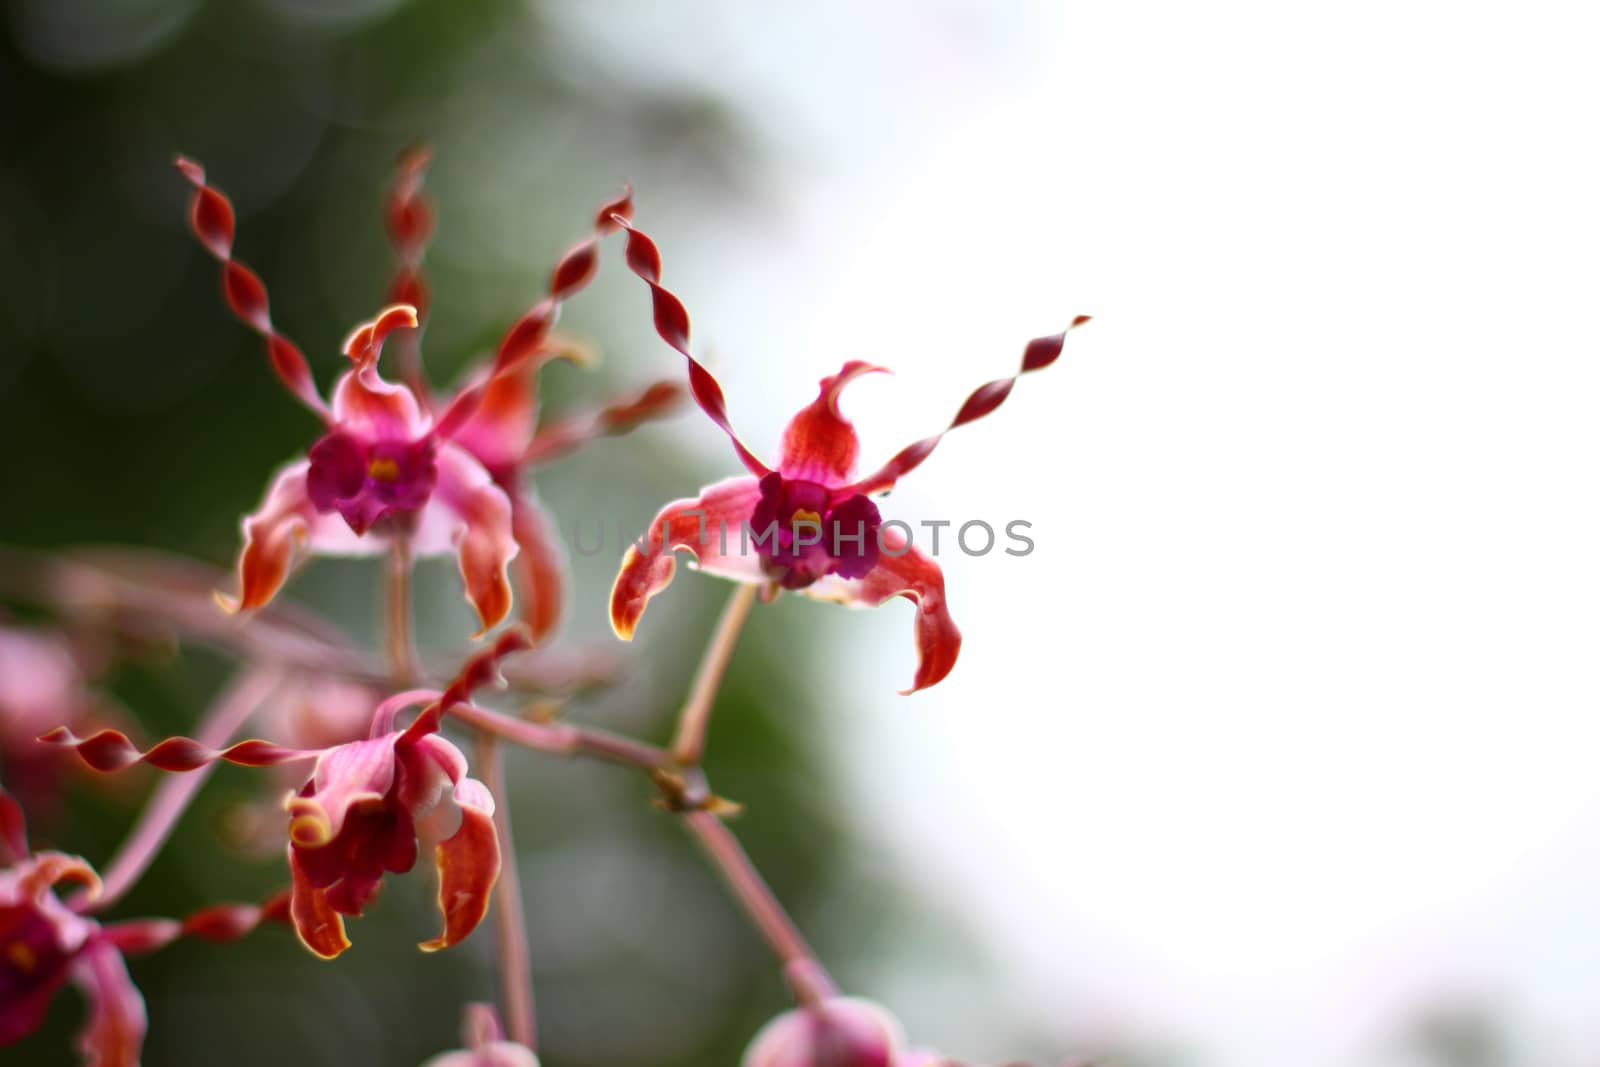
[{"x1": 742, "y1": 997, "x2": 905, "y2": 1067}]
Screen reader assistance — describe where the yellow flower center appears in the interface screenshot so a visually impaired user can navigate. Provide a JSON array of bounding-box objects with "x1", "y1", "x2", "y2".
[
  {"x1": 6, "y1": 940, "x2": 38, "y2": 973},
  {"x1": 792, "y1": 508, "x2": 822, "y2": 528},
  {"x1": 367, "y1": 457, "x2": 401, "y2": 482}
]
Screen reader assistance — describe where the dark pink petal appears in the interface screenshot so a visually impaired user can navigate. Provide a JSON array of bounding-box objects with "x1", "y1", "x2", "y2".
[
  {"x1": 613, "y1": 217, "x2": 771, "y2": 477},
  {"x1": 806, "y1": 526, "x2": 961, "y2": 694},
  {"x1": 419, "y1": 776, "x2": 500, "y2": 952},
  {"x1": 330, "y1": 305, "x2": 428, "y2": 441},
  {"x1": 0, "y1": 791, "x2": 26, "y2": 865},
  {"x1": 37, "y1": 726, "x2": 315, "y2": 775},
  {"x1": 287, "y1": 847, "x2": 349, "y2": 959},
  {"x1": 845, "y1": 320, "x2": 1091, "y2": 496},
  {"x1": 777, "y1": 361, "x2": 888, "y2": 485},
  {"x1": 521, "y1": 378, "x2": 685, "y2": 466},
  {"x1": 70, "y1": 938, "x2": 146, "y2": 1067},
  {"x1": 426, "y1": 444, "x2": 520, "y2": 637},
  {"x1": 286, "y1": 737, "x2": 398, "y2": 849},
  {"x1": 174, "y1": 157, "x2": 329, "y2": 420},
  {"x1": 610, "y1": 475, "x2": 766, "y2": 640}
]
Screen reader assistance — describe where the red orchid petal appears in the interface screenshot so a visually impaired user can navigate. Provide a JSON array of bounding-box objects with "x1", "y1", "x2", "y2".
[
  {"x1": 0, "y1": 789, "x2": 27, "y2": 864},
  {"x1": 610, "y1": 475, "x2": 765, "y2": 640},
  {"x1": 37, "y1": 726, "x2": 316, "y2": 774},
  {"x1": 613, "y1": 217, "x2": 771, "y2": 477},
  {"x1": 509, "y1": 494, "x2": 567, "y2": 645},
  {"x1": 435, "y1": 187, "x2": 634, "y2": 441},
  {"x1": 98, "y1": 918, "x2": 180, "y2": 957},
  {"x1": 521, "y1": 378, "x2": 685, "y2": 466},
  {"x1": 845, "y1": 319, "x2": 1091, "y2": 496},
  {"x1": 402, "y1": 627, "x2": 534, "y2": 744},
  {"x1": 439, "y1": 338, "x2": 594, "y2": 463},
  {"x1": 179, "y1": 891, "x2": 291, "y2": 942},
  {"x1": 419, "y1": 776, "x2": 500, "y2": 953},
  {"x1": 287, "y1": 847, "x2": 350, "y2": 959},
  {"x1": 174, "y1": 157, "x2": 328, "y2": 420},
  {"x1": 70, "y1": 938, "x2": 146, "y2": 1067},
  {"x1": 777, "y1": 360, "x2": 889, "y2": 485},
  {"x1": 807, "y1": 526, "x2": 962, "y2": 694},
  {"x1": 430, "y1": 444, "x2": 521, "y2": 637},
  {"x1": 219, "y1": 460, "x2": 369, "y2": 614}
]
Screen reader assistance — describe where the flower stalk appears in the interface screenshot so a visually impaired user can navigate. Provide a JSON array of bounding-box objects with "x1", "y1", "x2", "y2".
[
  {"x1": 671, "y1": 581, "x2": 758, "y2": 766},
  {"x1": 474, "y1": 732, "x2": 536, "y2": 1050}
]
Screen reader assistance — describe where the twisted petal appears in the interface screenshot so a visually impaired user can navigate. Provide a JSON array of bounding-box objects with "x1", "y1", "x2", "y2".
[
  {"x1": 521, "y1": 378, "x2": 684, "y2": 466},
  {"x1": 777, "y1": 361, "x2": 888, "y2": 485},
  {"x1": 38, "y1": 726, "x2": 315, "y2": 775},
  {"x1": 287, "y1": 847, "x2": 350, "y2": 960},
  {"x1": 806, "y1": 526, "x2": 961, "y2": 694},
  {"x1": 415, "y1": 444, "x2": 520, "y2": 637},
  {"x1": 220, "y1": 460, "x2": 377, "y2": 615},
  {"x1": 614, "y1": 218, "x2": 770, "y2": 476},
  {"x1": 71, "y1": 938, "x2": 146, "y2": 1067},
  {"x1": 175, "y1": 157, "x2": 328, "y2": 420},
  {"x1": 846, "y1": 320, "x2": 1091, "y2": 496},
  {"x1": 609, "y1": 475, "x2": 765, "y2": 640},
  {"x1": 419, "y1": 775, "x2": 499, "y2": 953}
]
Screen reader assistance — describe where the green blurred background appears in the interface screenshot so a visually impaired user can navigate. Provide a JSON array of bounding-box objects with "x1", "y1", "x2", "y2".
[{"x1": 0, "y1": 1, "x2": 996, "y2": 1064}]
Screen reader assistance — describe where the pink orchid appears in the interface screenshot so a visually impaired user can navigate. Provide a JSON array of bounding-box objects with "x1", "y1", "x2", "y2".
[
  {"x1": 176, "y1": 156, "x2": 636, "y2": 635},
  {"x1": 742, "y1": 996, "x2": 906, "y2": 1067},
  {"x1": 377, "y1": 149, "x2": 683, "y2": 641},
  {"x1": 0, "y1": 794, "x2": 142, "y2": 1065},
  {"x1": 419, "y1": 1003, "x2": 539, "y2": 1067},
  {"x1": 608, "y1": 219, "x2": 1090, "y2": 692},
  {"x1": 43, "y1": 631, "x2": 531, "y2": 960},
  {"x1": 0, "y1": 625, "x2": 101, "y2": 817}
]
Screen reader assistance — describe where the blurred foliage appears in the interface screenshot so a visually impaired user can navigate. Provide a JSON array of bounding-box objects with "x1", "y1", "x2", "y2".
[{"x1": 0, "y1": 2, "x2": 893, "y2": 1065}]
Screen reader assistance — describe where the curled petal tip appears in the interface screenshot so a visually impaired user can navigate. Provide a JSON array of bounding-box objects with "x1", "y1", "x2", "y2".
[{"x1": 1072, "y1": 313, "x2": 1092, "y2": 327}]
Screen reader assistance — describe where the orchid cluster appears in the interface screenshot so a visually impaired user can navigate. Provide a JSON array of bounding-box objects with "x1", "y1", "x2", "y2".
[{"x1": 0, "y1": 147, "x2": 1088, "y2": 1066}]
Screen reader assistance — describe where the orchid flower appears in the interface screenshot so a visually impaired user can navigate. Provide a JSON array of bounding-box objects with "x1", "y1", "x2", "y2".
[
  {"x1": 419, "y1": 1003, "x2": 539, "y2": 1067},
  {"x1": 742, "y1": 996, "x2": 906, "y2": 1067},
  {"x1": 176, "y1": 156, "x2": 634, "y2": 635},
  {"x1": 42, "y1": 631, "x2": 531, "y2": 960},
  {"x1": 380, "y1": 148, "x2": 683, "y2": 641},
  {"x1": 607, "y1": 218, "x2": 1090, "y2": 692},
  {"x1": 0, "y1": 791, "x2": 165, "y2": 1066}
]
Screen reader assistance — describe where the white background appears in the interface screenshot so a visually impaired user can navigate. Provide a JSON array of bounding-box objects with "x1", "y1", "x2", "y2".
[{"x1": 559, "y1": 3, "x2": 1600, "y2": 1064}]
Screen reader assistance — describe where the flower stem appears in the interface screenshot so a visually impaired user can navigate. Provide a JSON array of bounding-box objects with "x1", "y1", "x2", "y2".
[
  {"x1": 386, "y1": 535, "x2": 420, "y2": 684},
  {"x1": 448, "y1": 702, "x2": 670, "y2": 771},
  {"x1": 671, "y1": 582, "x2": 758, "y2": 766},
  {"x1": 84, "y1": 667, "x2": 283, "y2": 912},
  {"x1": 682, "y1": 810, "x2": 837, "y2": 1006},
  {"x1": 474, "y1": 732, "x2": 537, "y2": 1050}
]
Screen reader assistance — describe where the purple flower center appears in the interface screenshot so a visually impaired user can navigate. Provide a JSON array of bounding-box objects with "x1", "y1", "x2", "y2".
[
  {"x1": 307, "y1": 430, "x2": 438, "y2": 535},
  {"x1": 0, "y1": 904, "x2": 74, "y2": 1044},
  {"x1": 749, "y1": 473, "x2": 881, "y2": 590}
]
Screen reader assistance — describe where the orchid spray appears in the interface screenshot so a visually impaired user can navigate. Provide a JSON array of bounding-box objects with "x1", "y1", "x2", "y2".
[{"x1": 1, "y1": 145, "x2": 1088, "y2": 1067}]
